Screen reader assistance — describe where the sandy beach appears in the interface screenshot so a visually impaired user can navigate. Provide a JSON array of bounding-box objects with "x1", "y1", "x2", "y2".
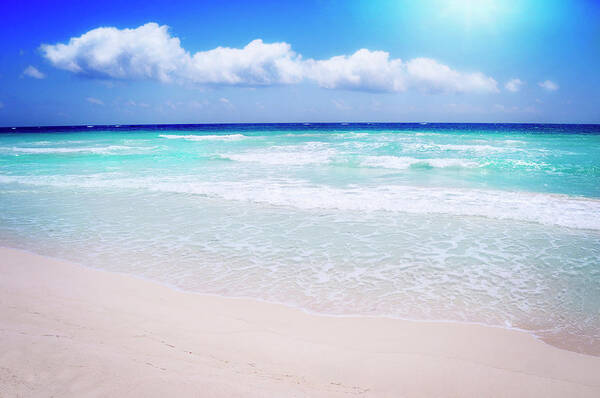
[
  {"x1": 0, "y1": 247, "x2": 598, "y2": 397},
  {"x1": 4, "y1": 0, "x2": 600, "y2": 395}
]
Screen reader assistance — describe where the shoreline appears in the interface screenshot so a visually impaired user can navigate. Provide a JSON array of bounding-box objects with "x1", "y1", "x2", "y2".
[
  {"x1": 2, "y1": 246, "x2": 599, "y2": 397},
  {"x1": 3, "y1": 244, "x2": 596, "y2": 356}
]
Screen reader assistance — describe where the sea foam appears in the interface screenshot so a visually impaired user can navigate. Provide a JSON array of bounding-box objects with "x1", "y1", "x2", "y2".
[
  {"x1": 360, "y1": 156, "x2": 479, "y2": 169},
  {"x1": 2, "y1": 145, "x2": 151, "y2": 155},
  {"x1": 1, "y1": 174, "x2": 599, "y2": 230},
  {"x1": 220, "y1": 143, "x2": 337, "y2": 165},
  {"x1": 159, "y1": 134, "x2": 246, "y2": 141}
]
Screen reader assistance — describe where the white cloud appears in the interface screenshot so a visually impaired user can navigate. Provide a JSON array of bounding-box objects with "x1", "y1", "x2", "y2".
[
  {"x1": 23, "y1": 65, "x2": 45, "y2": 79},
  {"x1": 405, "y1": 57, "x2": 498, "y2": 93},
  {"x1": 40, "y1": 23, "x2": 300, "y2": 86},
  {"x1": 307, "y1": 49, "x2": 498, "y2": 93},
  {"x1": 219, "y1": 97, "x2": 234, "y2": 108},
  {"x1": 187, "y1": 39, "x2": 303, "y2": 85},
  {"x1": 538, "y1": 80, "x2": 559, "y2": 91},
  {"x1": 505, "y1": 78, "x2": 524, "y2": 92},
  {"x1": 42, "y1": 23, "x2": 186, "y2": 82},
  {"x1": 86, "y1": 97, "x2": 104, "y2": 105},
  {"x1": 306, "y1": 49, "x2": 406, "y2": 92},
  {"x1": 42, "y1": 22, "x2": 499, "y2": 94}
]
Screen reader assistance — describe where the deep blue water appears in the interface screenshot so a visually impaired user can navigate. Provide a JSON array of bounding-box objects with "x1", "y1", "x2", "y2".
[{"x1": 3, "y1": 122, "x2": 600, "y2": 134}]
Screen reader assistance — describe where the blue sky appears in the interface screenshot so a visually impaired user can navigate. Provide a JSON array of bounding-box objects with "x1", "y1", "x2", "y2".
[{"x1": 1, "y1": 0, "x2": 599, "y2": 126}]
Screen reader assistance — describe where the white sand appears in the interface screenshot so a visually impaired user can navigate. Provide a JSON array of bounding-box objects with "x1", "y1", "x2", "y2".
[{"x1": 1, "y1": 247, "x2": 599, "y2": 397}]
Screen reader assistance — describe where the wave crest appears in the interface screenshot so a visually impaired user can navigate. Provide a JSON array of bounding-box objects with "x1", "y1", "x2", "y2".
[
  {"x1": 361, "y1": 156, "x2": 479, "y2": 170},
  {"x1": 2, "y1": 145, "x2": 151, "y2": 155},
  {"x1": 159, "y1": 134, "x2": 246, "y2": 141},
  {"x1": 1, "y1": 174, "x2": 599, "y2": 230}
]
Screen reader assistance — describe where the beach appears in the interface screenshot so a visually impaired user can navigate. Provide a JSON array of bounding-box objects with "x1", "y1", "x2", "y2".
[
  {"x1": 1, "y1": 124, "x2": 599, "y2": 355},
  {"x1": 4, "y1": 0, "x2": 600, "y2": 395},
  {"x1": 2, "y1": 246, "x2": 599, "y2": 397},
  {"x1": 1, "y1": 123, "x2": 599, "y2": 396}
]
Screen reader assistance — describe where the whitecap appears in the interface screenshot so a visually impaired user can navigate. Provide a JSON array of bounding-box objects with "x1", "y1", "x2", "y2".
[
  {"x1": 3, "y1": 145, "x2": 151, "y2": 155},
  {"x1": 361, "y1": 156, "x2": 479, "y2": 170},
  {"x1": 2, "y1": 174, "x2": 599, "y2": 230},
  {"x1": 159, "y1": 134, "x2": 246, "y2": 141},
  {"x1": 220, "y1": 143, "x2": 337, "y2": 166}
]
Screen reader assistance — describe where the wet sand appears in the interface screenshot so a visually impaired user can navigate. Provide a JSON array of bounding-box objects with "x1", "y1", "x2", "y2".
[{"x1": 1, "y1": 247, "x2": 599, "y2": 397}]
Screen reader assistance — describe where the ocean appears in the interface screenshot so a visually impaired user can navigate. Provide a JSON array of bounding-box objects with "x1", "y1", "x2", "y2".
[{"x1": 1, "y1": 123, "x2": 599, "y2": 354}]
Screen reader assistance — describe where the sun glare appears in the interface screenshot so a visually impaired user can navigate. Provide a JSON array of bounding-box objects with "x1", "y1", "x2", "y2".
[{"x1": 440, "y1": 0, "x2": 502, "y2": 30}]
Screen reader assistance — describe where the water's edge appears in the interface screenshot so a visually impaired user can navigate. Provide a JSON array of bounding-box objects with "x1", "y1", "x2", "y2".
[{"x1": 4, "y1": 244, "x2": 597, "y2": 357}]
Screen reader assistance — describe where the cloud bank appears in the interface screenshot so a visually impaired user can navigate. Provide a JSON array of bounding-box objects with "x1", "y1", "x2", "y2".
[{"x1": 41, "y1": 22, "x2": 498, "y2": 94}]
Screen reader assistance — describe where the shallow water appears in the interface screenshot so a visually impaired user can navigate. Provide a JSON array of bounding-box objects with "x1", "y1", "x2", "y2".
[{"x1": 1, "y1": 123, "x2": 599, "y2": 354}]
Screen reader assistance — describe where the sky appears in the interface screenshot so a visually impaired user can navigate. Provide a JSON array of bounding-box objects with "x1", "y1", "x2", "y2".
[{"x1": 1, "y1": 0, "x2": 599, "y2": 126}]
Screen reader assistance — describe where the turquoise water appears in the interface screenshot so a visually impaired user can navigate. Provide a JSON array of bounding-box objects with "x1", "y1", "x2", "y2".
[{"x1": 1, "y1": 123, "x2": 599, "y2": 354}]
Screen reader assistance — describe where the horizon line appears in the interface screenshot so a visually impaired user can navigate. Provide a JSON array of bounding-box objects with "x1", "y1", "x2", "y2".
[{"x1": 2, "y1": 121, "x2": 600, "y2": 131}]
